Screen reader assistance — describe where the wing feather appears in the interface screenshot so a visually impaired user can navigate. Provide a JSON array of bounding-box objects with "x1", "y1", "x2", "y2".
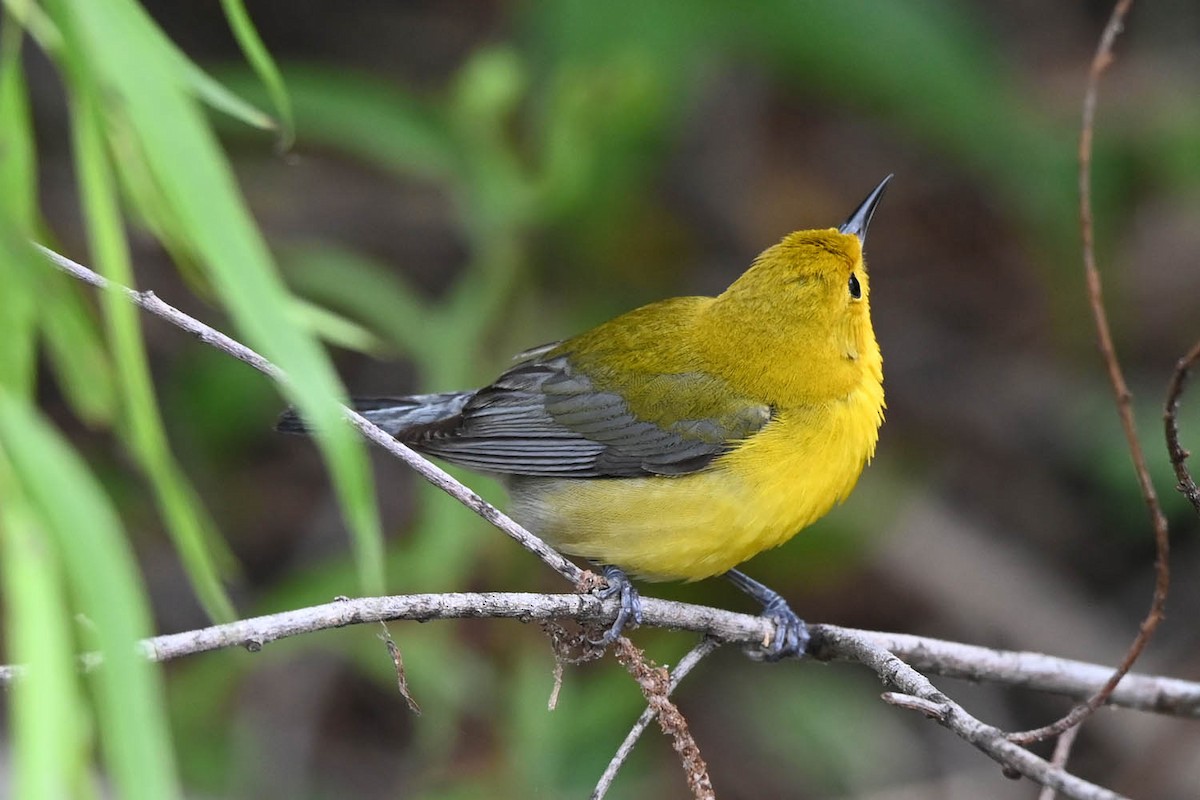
[{"x1": 398, "y1": 354, "x2": 770, "y2": 478}]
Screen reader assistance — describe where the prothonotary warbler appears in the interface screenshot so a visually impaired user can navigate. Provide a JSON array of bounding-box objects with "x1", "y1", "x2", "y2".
[{"x1": 280, "y1": 176, "x2": 891, "y2": 659}]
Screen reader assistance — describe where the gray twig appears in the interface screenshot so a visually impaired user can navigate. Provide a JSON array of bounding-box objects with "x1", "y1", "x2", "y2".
[
  {"x1": 1009, "y1": 0, "x2": 1170, "y2": 746},
  {"x1": 34, "y1": 243, "x2": 584, "y2": 586},
  {"x1": 1164, "y1": 338, "x2": 1200, "y2": 515},
  {"x1": 1038, "y1": 725, "x2": 1085, "y2": 800},
  {"x1": 592, "y1": 637, "x2": 723, "y2": 800},
  {"x1": 816, "y1": 627, "x2": 1125, "y2": 800},
  {"x1": 4, "y1": 591, "x2": 1197, "y2": 720}
]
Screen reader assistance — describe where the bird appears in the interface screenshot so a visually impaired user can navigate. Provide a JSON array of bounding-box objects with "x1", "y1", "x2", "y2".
[{"x1": 280, "y1": 176, "x2": 890, "y2": 660}]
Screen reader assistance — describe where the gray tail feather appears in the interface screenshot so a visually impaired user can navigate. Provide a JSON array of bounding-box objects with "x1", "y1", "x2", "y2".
[{"x1": 276, "y1": 392, "x2": 474, "y2": 437}]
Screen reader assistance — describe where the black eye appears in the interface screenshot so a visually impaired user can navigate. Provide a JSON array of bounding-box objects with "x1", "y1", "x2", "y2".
[{"x1": 848, "y1": 273, "x2": 861, "y2": 299}]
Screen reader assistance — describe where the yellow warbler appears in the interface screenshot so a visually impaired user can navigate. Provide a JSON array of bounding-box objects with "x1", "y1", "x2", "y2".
[{"x1": 281, "y1": 176, "x2": 890, "y2": 659}]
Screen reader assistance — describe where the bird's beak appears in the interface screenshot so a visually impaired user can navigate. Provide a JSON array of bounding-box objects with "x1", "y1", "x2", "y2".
[{"x1": 838, "y1": 174, "x2": 893, "y2": 246}]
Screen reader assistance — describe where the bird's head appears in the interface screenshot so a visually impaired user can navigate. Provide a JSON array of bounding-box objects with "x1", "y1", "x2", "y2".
[{"x1": 704, "y1": 176, "x2": 891, "y2": 403}]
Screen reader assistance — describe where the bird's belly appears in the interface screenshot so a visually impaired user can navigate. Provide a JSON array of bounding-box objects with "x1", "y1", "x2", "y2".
[{"x1": 505, "y1": 396, "x2": 881, "y2": 581}]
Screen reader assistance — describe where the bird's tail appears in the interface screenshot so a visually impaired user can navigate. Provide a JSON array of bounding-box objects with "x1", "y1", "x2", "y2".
[{"x1": 276, "y1": 392, "x2": 474, "y2": 437}]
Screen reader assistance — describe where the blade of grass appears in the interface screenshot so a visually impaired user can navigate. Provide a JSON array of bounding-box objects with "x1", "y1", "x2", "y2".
[
  {"x1": 49, "y1": 0, "x2": 385, "y2": 594},
  {"x1": 70, "y1": 67, "x2": 239, "y2": 621},
  {"x1": 7, "y1": 0, "x2": 117, "y2": 427},
  {"x1": 0, "y1": 458, "x2": 92, "y2": 800},
  {"x1": 219, "y1": 0, "x2": 293, "y2": 148},
  {"x1": 102, "y1": 108, "x2": 215, "y2": 293},
  {"x1": 181, "y1": 59, "x2": 278, "y2": 132},
  {"x1": 37, "y1": 274, "x2": 119, "y2": 426},
  {"x1": 0, "y1": 0, "x2": 62, "y2": 54},
  {"x1": 0, "y1": 391, "x2": 182, "y2": 800},
  {"x1": 0, "y1": 15, "x2": 35, "y2": 228},
  {"x1": 282, "y1": 244, "x2": 432, "y2": 356},
  {"x1": 218, "y1": 64, "x2": 460, "y2": 181},
  {"x1": 0, "y1": 22, "x2": 37, "y2": 394},
  {"x1": 0, "y1": 245, "x2": 36, "y2": 393},
  {"x1": 289, "y1": 295, "x2": 389, "y2": 355},
  {"x1": 136, "y1": 0, "x2": 279, "y2": 134}
]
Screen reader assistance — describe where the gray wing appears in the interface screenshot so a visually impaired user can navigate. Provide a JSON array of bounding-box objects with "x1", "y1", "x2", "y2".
[{"x1": 398, "y1": 355, "x2": 771, "y2": 478}]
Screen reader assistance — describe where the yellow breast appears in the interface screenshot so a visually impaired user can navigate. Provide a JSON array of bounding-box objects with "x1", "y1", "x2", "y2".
[{"x1": 506, "y1": 377, "x2": 884, "y2": 582}]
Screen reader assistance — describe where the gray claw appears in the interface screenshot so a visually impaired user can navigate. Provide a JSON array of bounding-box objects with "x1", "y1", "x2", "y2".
[{"x1": 589, "y1": 566, "x2": 643, "y2": 645}]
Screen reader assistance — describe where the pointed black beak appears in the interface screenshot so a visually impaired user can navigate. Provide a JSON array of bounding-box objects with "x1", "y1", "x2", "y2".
[{"x1": 838, "y1": 174, "x2": 893, "y2": 246}]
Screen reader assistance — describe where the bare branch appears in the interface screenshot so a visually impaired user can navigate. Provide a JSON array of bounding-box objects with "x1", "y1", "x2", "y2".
[
  {"x1": 1010, "y1": 0, "x2": 1172, "y2": 746},
  {"x1": 1038, "y1": 725, "x2": 1085, "y2": 800},
  {"x1": 612, "y1": 638, "x2": 714, "y2": 799},
  {"x1": 1165, "y1": 339, "x2": 1200, "y2": 515},
  {"x1": 882, "y1": 692, "x2": 950, "y2": 720},
  {"x1": 844, "y1": 631, "x2": 1200, "y2": 717},
  {"x1": 34, "y1": 243, "x2": 585, "y2": 587},
  {"x1": 4, "y1": 592, "x2": 1196, "y2": 720},
  {"x1": 816, "y1": 627, "x2": 1126, "y2": 800},
  {"x1": 593, "y1": 637, "x2": 722, "y2": 800},
  {"x1": 379, "y1": 623, "x2": 422, "y2": 715}
]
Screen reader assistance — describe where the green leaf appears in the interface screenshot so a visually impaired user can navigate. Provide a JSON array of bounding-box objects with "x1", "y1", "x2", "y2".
[
  {"x1": 132, "y1": 0, "x2": 278, "y2": 133},
  {"x1": 48, "y1": 0, "x2": 385, "y2": 594},
  {"x1": 0, "y1": 392, "x2": 182, "y2": 800},
  {"x1": 288, "y1": 295, "x2": 389, "y2": 355},
  {"x1": 0, "y1": 25, "x2": 38, "y2": 395},
  {"x1": 219, "y1": 0, "x2": 294, "y2": 147},
  {"x1": 0, "y1": 18, "x2": 36, "y2": 228},
  {"x1": 0, "y1": 458, "x2": 92, "y2": 800},
  {"x1": 218, "y1": 63, "x2": 460, "y2": 181},
  {"x1": 0, "y1": 0, "x2": 63, "y2": 55},
  {"x1": 282, "y1": 244, "x2": 432, "y2": 357},
  {"x1": 0, "y1": 243, "x2": 37, "y2": 394},
  {"x1": 180, "y1": 58, "x2": 278, "y2": 133},
  {"x1": 2, "y1": 20, "x2": 116, "y2": 424},
  {"x1": 38, "y1": 273, "x2": 119, "y2": 427},
  {"x1": 70, "y1": 78, "x2": 239, "y2": 622}
]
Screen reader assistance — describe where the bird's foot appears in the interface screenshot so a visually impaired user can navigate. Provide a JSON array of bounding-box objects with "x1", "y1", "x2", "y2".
[
  {"x1": 725, "y1": 569, "x2": 810, "y2": 661},
  {"x1": 589, "y1": 565, "x2": 643, "y2": 646},
  {"x1": 756, "y1": 594, "x2": 809, "y2": 662}
]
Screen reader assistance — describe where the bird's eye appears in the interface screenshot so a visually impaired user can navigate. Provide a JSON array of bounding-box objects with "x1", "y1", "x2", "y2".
[{"x1": 848, "y1": 273, "x2": 861, "y2": 299}]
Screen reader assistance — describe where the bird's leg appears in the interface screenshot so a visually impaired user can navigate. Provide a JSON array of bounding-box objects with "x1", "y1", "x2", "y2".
[
  {"x1": 589, "y1": 565, "x2": 644, "y2": 645},
  {"x1": 724, "y1": 569, "x2": 809, "y2": 660}
]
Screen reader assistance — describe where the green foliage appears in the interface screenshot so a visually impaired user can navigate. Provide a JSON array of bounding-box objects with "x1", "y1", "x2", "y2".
[
  {"x1": 218, "y1": 0, "x2": 294, "y2": 148},
  {"x1": 0, "y1": 393, "x2": 181, "y2": 799},
  {"x1": 3, "y1": 1, "x2": 1191, "y2": 797},
  {"x1": 0, "y1": 472, "x2": 90, "y2": 800},
  {"x1": 70, "y1": 80, "x2": 238, "y2": 622},
  {"x1": 1, "y1": 0, "x2": 381, "y2": 794}
]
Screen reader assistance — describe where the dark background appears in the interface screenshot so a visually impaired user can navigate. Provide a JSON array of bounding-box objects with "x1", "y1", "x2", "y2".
[{"x1": 26, "y1": 1, "x2": 1200, "y2": 797}]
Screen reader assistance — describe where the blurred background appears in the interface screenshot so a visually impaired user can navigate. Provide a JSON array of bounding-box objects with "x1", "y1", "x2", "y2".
[{"x1": 11, "y1": 0, "x2": 1200, "y2": 797}]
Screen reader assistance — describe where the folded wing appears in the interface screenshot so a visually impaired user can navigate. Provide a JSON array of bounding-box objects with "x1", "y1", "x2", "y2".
[{"x1": 398, "y1": 354, "x2": 771, "y2": 478}]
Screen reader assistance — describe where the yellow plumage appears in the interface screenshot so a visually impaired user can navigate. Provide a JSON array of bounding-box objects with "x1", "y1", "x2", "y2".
[
  {"x1": 507, "y1": 230, "x2": 885, "y2": 581},
  {"x1": 283, "y1": 176, "x2": 891, "y2": 655}
]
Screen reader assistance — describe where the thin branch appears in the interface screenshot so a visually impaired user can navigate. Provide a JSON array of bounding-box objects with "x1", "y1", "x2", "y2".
[
  {"x1": 882, "y1": 692, "x2": 950, "y2": 719},
  {"x1": 611, "y1": 638, "x2": 714, "y2": 800},
  {"x1": 1038, "y1": 725, "x2": 1085, "y2": 800},
  {"x1": 0, "y1": 591, "x2": 1134, "y2": 798},
  {"x1": 1164, "y1": 339, "x2": 1200, "y2": 515},
  {"x1": 814, "y1": 627, "x2": 1126, "y2": 800},
  {"x1": 843, "y1": 631, "x2": 1200, "y2": 717},
  {"x1": 4, "y1": 592, "x2": 1197, "y2": 719},
  {"x1": 593, "y1": 637, "x2": 722, "y2": 800},
  {"x1": 1009, "y1": 0, "x2": 1172, "y2": 746},
  {"x1": 379, "y1": 623, "x2": 421, "y2": 715},
  {"x1": 34, "y1": 243, "x2": 585, "y2": 587}
]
